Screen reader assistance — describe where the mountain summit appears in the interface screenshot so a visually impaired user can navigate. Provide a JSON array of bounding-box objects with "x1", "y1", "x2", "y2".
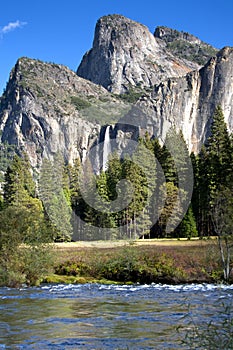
[
  {"x1": 154, "y1": 25, "x2": 218, "y2": 65},
  {"x1": 77, "y1": 14, "x2": 199, "y2": 94},
  {"x1": 0, "y1": 14, "x2": 232, "y2": 170}
]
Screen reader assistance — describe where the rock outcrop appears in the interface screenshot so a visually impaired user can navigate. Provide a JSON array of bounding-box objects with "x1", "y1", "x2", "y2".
[
  {"x1": 0, "y1": 15, "x2": 232, "y2": 172},
  {"x1": 77, "y1": 14, "x2": 199, "y2": 94},
  {"x1": 154, "y1": 26, "x2": 218, "y2": 65},
  {"x1": 155, "y1": 26, "x2": 203, "y2": 45},
  {"x1": 119, "y1": 46, "x2": 233, "y2": 153},
  {"x1": 0, "y1": 57, "x2": 129, "y2": 169}
]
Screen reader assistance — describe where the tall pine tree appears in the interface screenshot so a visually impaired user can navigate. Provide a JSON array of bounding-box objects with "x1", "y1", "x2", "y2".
[
  {"x1": 39, "y1": 154, "x2": 72, "y2": 241},
  {"x1": 3, "y1": 154, "x2": 35, "y2": 207},
  {"x1": 193, "y1": 106, "x2": 232, "y2": 236}
]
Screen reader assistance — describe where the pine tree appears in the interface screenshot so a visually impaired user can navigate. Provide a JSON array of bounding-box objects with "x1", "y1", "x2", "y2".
[
  {"x1": 206, "y1": 105, "x2": 232, "y2": 197},
  {"x1": 95, "y1": 171, "x2": 117, "y2": 239},
  {"x1": 190, "y1": 152, "x2": 199, "y2": 224},
  {"x1": 118, "y1": 139, "x2": 156, "y2": 239},
  {"x1": 194, "y1": 106, "x2": 232, "y2": 237},
  {"x1": 106, "y1": 155, "x2": 130, "y2": 238},
  {"x1": 134, "y1": 137, "x2": 157, "y2": 238},
  {"x1": 160, "y1": 144, "x2": 177, "y2": 184},
  {"x1": 3, "y1": 154, "x2": 35, "y2": 207},
  {"x1": 174, "y1": 205, "x2": 198, "y2": 239},
  {"x1": 154, "y1": 129, "x2": 193, "y2": 236},
  {"x1": 0, "y1": 155, "x2": 53, "y2": 286},
  {"x1": 68, "y1": 158, "x2": 85, "y2": 240},
  {"x1": 194, "y1": 146, "x2": 211, "y2": 236},
  {"x1": 158, "y1": 181, "x2": 180, "y2": 237},
  {"x1": 39, "y1": 154, "x2": 72, "y2": 241}
]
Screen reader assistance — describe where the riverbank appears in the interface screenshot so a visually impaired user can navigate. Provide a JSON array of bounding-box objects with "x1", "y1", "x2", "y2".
[{"x1": 43, "y1": 238, "x2": 228, "y2": 285}]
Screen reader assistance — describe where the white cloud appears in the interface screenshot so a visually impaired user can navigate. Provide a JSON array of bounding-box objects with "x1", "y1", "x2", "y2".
[{"x1": 0, "y1": 20, "x2": 27, "y2": 35}]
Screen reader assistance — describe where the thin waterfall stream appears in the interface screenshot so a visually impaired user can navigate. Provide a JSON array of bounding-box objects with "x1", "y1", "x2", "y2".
[{"x1": 102, "y1": 125, "x2": 112, "y2": 172}]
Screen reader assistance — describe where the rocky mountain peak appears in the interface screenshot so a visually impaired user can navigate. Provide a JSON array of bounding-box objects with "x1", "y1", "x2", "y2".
[
  {"x1": 154, "y1": 26, "x2": 218, "y2": 66},
  {"x1": 0, "y1": 16, "x2": 232, "y2": 173},
  {"x1": 154, "y1": 26, "x2": 202, "y2": 45},
  {"x1": 0, "y1": 57, "x2": 130, "y2": 169},
  {"x1": 216, "y1": 46, "x2": 233, "y2": 59},
  {"x1": 77, "y1": 14, "x2": 199, "y2": 94}
]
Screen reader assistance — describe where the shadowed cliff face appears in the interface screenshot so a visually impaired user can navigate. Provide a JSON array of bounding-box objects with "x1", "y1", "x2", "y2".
[
  {"x1": 136, "y1": 46, "x2": 233, "y2": 153},
  {"x1": 0, "y1": 57, "x2": 129, "y2": 168},
  {"x1": 113, "y1": 46, "x2": 233, "y2": 153},
  {"x1": 0, "y1": 15, "x2": 232, "y2": 171},
  {"x1": 77, "y1": 14, "x2": 199, "y2": 94}
]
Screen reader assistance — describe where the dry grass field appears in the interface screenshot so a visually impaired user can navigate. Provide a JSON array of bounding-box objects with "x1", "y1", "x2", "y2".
[
  {"x1": 45, "y1": 238, "x2": 224, "y2": 285},
  {"x1": 54, "y1": 237, "x2": 214, "y2": 250}
]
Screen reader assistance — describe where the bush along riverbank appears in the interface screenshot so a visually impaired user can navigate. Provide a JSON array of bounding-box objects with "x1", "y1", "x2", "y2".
[{"x1": 43, "y1": 243, "x2": 230, "y2": 285}]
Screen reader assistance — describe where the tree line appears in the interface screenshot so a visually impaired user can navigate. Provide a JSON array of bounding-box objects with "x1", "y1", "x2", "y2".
[
  {"x1": 0, "y1": 105, "x2": 233, "y2": 283},
  {"x1": 0, "y1": 106, "x2": 232, "y2": 243}
]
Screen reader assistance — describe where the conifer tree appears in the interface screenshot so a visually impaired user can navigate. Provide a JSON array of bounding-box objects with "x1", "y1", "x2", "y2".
[
  {"x1": 39, "y1": 154, "x2": 72, "y2": 241},
  {"x1": 190, "y1": 152, "x2": 199, "y2": 225},
  {"x1": 194, "y1": 106, "x2": 232, "y2": 236},
  {"x1": 3, "y1": 154, "x2": 35, "y2": 207},
  {"x1": 194, "y1": 146, "x2": 211, "y2": 236},
  {"x1": 68, "y1": 158, "x2": 85, "y2": 240},
  {"x1": 153, "y1": 129, "x2": 192, "y2": 237},
  {"x1": 205, "y1": 105, "x2": 232, "y2": 197},
  {"x1": 95, "y1": 171, "x2": 117, "y2": 239},
  {"x1": 157, "y1": 181, "x2": 180, "y2": 237},
  {"x1": 0, "y1": 155, "x2": 53, "y2": 287},
  {"x1": 174, "y1": 205, "x2": 198, "y2": 239},
  {"x1": 134, "y1": 137, "x2": 157, "y2": 238},
  {"x1": 106, "y1": 156, "x2": 130, "y2": 238}
]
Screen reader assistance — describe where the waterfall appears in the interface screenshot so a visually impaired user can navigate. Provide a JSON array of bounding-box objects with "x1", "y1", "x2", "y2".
[
  {"x1": 102, "y1": 125, "x2": 111, "y2": 172},
  {"x1": 87, "y1": 125, "x2": 112, "y2": 174}
]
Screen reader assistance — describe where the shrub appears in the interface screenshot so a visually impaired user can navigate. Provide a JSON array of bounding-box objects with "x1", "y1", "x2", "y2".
[
  {"x1": 54, "y1": 247, "x2": 186, "y2": 284},
  {"x1": 118, "y1": 88, "x2": 144, "y2": 103},
  {"x1": 0, "y1": 206, "x2": 54, "y2": 287},
  {"x1": 70, "y1": 96, "x2": 91, "y2": 110}
]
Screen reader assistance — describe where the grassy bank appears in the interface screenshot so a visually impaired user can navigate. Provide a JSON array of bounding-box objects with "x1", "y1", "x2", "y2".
[{"x1": 43, "y1": 238, "x2": 228, "y2": 285}]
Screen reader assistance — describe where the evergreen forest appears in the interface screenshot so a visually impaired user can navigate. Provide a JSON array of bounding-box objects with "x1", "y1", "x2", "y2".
[{"x1": 0, "y1": 106, "x2": 232, "y2": 243}]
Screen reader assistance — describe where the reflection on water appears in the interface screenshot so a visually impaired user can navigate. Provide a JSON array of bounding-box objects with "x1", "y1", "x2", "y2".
[{"x1": 0, "y1": 283, "x2": 232, "y2": 349}]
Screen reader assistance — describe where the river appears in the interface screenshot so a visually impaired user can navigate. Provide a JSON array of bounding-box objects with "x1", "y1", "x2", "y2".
[{"x1": 0, "y1": 283, "x2": 232, "y2": 349}]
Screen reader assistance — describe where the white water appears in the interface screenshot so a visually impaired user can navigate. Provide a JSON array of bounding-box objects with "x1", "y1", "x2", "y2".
[
  {"x1": 102, "y1": 125, "x2": 111, "y2": 172},
  {"x1": 0, "y1": 283, "x2": 232, "y2": 349}
]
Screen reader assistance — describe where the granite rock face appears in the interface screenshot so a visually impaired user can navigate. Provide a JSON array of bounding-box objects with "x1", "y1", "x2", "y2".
[
  {"x1": 154, "y1": 26, "x2": 218, "y2": 66},
  {"x1": 77, "y1": 15, "x2": 199, "y2": 94},
  {"x1": 155, "y1": 26, "x2": 203, "y2": 45},
  {"x1": 0, "y1": 57, "x2": 129, "y2": 169},
  {"x1": 123, "y1": 46, "x2": 233, "y2": 153},
  {"x1": 0, "y1": 15, "x2": 232, "y2": 172}
]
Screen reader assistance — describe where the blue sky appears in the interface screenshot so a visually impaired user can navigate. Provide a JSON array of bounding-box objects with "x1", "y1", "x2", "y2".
[{"x1": 0, "y1": 0, "x2": 232, "y2": 94}]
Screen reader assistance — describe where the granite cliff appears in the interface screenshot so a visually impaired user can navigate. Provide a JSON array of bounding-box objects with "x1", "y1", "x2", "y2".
[
  {"x1": 131, "y1": 46, "x2": 233, "y2": 153},
  {"x1": 0, "y1": 57, "x2": 129, "y2": 170},
  {"x1": 77, "y1": 14, "x2": 199, "y2": 94},
  {"x1": 154, "y1": 26, "x2": 218, "y2": 66},
  {"x1": 0, "y1": 14, "x2": 232, "y2": 172}
]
